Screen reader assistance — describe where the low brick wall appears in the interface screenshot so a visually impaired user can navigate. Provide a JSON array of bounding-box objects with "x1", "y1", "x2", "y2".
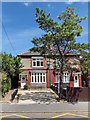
[
  {"x1": 51, "y1": 85, "x2": 90, "y2": 102},
  {"x1": 78, "y1": 87, "x2": 90, "y2": 101},
  {"x1": 30, "y1": 83, "x2": 47, "y2": 88},
  {"x1": 67, "y1": 87, "x2": 90, "y2": 102}
]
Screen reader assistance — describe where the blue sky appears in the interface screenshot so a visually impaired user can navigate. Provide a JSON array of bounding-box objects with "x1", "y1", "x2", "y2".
[{"x1": 2, "y1": 2, "x2": 88, "y2": 56}]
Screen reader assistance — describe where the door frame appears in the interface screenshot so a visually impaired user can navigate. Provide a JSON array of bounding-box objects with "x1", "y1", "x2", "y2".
[
  {"x1": 74, "y1": 74, "x2": 79, "y2": 87},
  {"x1": 21, "y1": 75, "x2": 26, "y2": 88}
]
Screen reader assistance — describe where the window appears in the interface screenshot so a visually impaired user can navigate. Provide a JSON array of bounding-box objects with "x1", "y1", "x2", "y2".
[
  {"x1": 32, "y1": 57, "x2": 44, "y2": 67},
  {"x1": 55, "y1": 73, "x2": 60, "y2": 83},
  {"x1": 63, "y1": 72, "x2": 69, "y2": 83},
  {"x1": 31, "y1": 73, "x2": 46, "y2": 83},
  {"x1": 74, "y1": 75, "x2": 78, "y2": 83}
]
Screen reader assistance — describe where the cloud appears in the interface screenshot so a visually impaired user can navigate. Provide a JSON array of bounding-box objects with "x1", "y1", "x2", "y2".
[
  {"x1": 81, "y1": 31, "x2": 88, "y2": 36},
  {"x1": 48, "y1": 4, "x2": 51, "y2": 7},
  {"x1": 24, "y1": 2, "x2": 29, "y2": 7},
  {"x1": 47, "y1": 4, "x2": 54, "y2": 9},
  {"x1": 66, "y1": 0, "x2": 89, "y2": 4},
  {"x1": 17, "y1": 27, "x2": 45, "y2": 38},
  {"x1": 65, "y1": 1, "x2": 72, "y2": 4}
]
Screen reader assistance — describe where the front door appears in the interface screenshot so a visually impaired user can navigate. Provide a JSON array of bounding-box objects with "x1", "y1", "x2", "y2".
[
  {"x1": 74, "y1": 75, "x2": 79, "y2": 87},
  {"x1": 21, "y1": 75, "x2": 26, "y2": 88}
]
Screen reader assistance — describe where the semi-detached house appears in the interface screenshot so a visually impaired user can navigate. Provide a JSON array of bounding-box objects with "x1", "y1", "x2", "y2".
[{"x1": 18, "y1": 49, "x2": 82, "y2": 89}]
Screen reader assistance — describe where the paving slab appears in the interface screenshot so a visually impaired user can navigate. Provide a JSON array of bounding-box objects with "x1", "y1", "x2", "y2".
[{"x1": 18, "y1": 91, "x2": 58, "y2": 104}]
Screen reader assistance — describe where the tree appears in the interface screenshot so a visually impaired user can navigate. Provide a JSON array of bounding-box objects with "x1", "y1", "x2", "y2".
[
  {"x1": 71, "y1": 43, "x2": 90, "y2": 86},
  {"x1": 1, "y1": 71, "x2": 11, "y2": 96},
  {"x1": 1, "y1": 52, "x2": 22, "y2": 89},
  {"x1": 31, "y1": 6, "x2": 87, "y2": 99},
  {"x1": 13, "y1": 56, "x2": 22, "y2": 88}
]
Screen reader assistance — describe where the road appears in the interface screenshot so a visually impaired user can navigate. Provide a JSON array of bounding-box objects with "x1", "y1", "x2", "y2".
[{"x1": 0, "y1": 102, "x2": 89, "y2": 119}]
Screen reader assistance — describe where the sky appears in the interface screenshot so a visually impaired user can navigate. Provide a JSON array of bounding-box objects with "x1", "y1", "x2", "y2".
[{"x1": 2, "y1": 2, "x2": 88, "y2": 56}]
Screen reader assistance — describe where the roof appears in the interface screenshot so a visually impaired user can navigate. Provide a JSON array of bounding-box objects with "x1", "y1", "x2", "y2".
[
  {"x1": 19, "y1": 71, "x2": 28, "y2": 75},
  {"x1": 18, "y1": 51, "x2": 40, "y2": 56},
  {"x1": 18, "y1": 46, "x2": 80, "y2": 57}
]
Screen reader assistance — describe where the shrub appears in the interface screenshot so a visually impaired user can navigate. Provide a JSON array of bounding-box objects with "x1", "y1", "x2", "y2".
[
  {"x1": 24, "y1": 84, "x2": 28, "y2": 90},
  {"x1": 1, "y1": 71, "x2": 11, "y2": 96},
  {"x1": 7, "y1": 77, "x2": 11, "y2": 91}
]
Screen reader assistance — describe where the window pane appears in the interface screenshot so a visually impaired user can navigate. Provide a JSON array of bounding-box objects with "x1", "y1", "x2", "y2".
[
  {"x1": 65, "y1": 76, "x2": 66, "y2": 82},
  {"x1": 40, "y1": 75, "x2": 42, "y2": 82},
  {"x1": 33, "y1": 62, "x2": 36, "y2": 66},
  {"x1": 56, "y1": 75, "x2": 58, "y2": 83},
  {"x1": 43, "y1": 76, "x2": 45, "y2": 82},
  {"x1": 41, "y1": 62, "x2": 43, "y2": 66},
  {"x1": 75, "y1": 76, "x2": 77, "y2": 80},
  {"x1": 37, "y1": 61, "x2": 40, "y2": 66},
  {"x1": 40, "y1": 58, "x2": 43, "y2": 60},
  {"x1": 33, "y1": 58, "x2": 36, "y2": 60},
  {"x1": 38, "y1": 74, "x2": 39, "y2": 82},
  {"x1": 35, "y1": 73, "x2": 36, "y2": 82},
  {"x1": 32, "y1": 76, "x2": 33, "y2": 82}
]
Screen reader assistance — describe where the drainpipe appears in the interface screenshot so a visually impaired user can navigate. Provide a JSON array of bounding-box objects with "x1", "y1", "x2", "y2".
[{"x1": 49, "y1": 58, "x2": 51, "y2": 87}]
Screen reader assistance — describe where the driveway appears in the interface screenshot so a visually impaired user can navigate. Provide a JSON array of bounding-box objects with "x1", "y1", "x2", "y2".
[{"x1": 18, "y1": 89, "x2": 59, "y2": 104}]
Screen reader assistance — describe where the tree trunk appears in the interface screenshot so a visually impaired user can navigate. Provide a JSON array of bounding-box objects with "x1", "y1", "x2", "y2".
[{"x1": 59, "y1": 58, "x2": 64, "y2": 100}]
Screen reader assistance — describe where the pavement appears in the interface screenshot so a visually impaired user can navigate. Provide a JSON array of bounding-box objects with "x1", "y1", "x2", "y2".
[
  {"x1": 2, "y1": 102, "x2": 88, "y2": 113},
  {"x1": 1, "y1": 89, "x2": 16, "y2": 103}
]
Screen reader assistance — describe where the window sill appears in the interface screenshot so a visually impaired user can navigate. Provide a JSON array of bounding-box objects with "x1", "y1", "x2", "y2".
[
  {"x1": 32, "y1": 66, "x2": 44, "y2": 67},
  {"x1": 31, "y1": 82, "x2": 46, "y2": 83},
  {"x1": 63, "y1": 82, "x2": 70, "y2": 84}
]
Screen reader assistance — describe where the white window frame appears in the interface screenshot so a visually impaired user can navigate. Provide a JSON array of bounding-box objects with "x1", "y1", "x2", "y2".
[
  {"x1": 31, "y1": 72, "x2": 46, "y2": 83},
  {"x1": 32, "y1": 57, "x2": 44, "y2": 67},
  {"x1": 63, "y1": 71, "x2": 69, "y2": 83},
  {"x1": 55, "y1": 73, "x2": 60, "y2": 83}
]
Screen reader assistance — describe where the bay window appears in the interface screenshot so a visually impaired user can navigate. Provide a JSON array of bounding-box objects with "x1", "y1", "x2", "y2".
[{"x1": 31, "y1": 73, "x2": 46, "y2": 83}]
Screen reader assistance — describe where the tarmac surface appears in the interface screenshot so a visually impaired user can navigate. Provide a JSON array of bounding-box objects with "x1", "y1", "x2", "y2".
[{"x1": 1, "y1": 102, "x2": 89, "y2": 119}]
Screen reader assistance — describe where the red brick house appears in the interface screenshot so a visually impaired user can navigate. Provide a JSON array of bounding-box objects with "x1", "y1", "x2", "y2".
[{"x1": 18, "y1": 50, "x2": 82, "y2": 89}]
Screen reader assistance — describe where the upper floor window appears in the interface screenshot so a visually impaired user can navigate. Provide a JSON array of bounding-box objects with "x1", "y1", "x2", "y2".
[
  {"x1": 32, "y1": 57, "x2": 44, "y2": 67},
  {"x1": 63, "y1": 71, "x2": 69, "y2": 83}
]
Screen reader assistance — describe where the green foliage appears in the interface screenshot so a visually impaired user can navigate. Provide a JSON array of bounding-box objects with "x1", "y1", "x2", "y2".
[
  {"x1": 31, "y1": 5, "x2": 87, "y2": 73},
  {"x1": 71, "y1": 68, "x2": 81, "y2": 72},
  {"x1": 1, "y1": 71, "x2": 11, "y2": 96},
  {"x1": 31, "y1": 6, "x2": 88, "y2": 97},
  {"x1": 7, "y1": 77, "x2": 11, "y2": 92},
  {"x1": 1, "y1": 52, "x2": 22, "y2": 92},
  {"x1": 24, "y1": 84, "x2": 28, "y2": 90},
  {"x1": 2, "y1": 71, "x2": 8, "y2": 95},
  {"x1": 71, "y1": 43, "x2": 90, "y2": 74}
]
